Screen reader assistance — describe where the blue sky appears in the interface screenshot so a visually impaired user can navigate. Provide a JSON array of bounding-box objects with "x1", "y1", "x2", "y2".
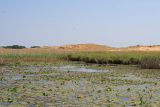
[{"x1": 0, "y1": 0, "x2": 160, "y2": 47}]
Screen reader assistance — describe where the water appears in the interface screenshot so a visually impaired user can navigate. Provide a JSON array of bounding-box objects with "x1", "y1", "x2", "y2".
[
  {"x1": 56, "y1": 65, "x2": 110, "y2": 73},
  {"x1": 16, "y1": 65, "x2": 110, "y2": 73},
  {"x1": 0, "y1": 64, "x2": 160, "y2": 106}
]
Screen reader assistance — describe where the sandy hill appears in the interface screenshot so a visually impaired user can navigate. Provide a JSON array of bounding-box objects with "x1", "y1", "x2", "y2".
[
  {"x1": 117, "y1": 45, "x2": 160, "y2": 51},
  {"x1": 0, "y1": 44, "x2": 160, "y2": 55},
  {"x1": 51, "y1": 44, "x2": 160, "y2": 51},
  {"x1": 52, "y1": 44, "x2": 113, "y2": 51}
]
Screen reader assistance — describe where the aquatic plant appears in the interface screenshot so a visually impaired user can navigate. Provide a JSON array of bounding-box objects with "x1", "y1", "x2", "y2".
[{"x1": 0, "y1": 62, "x2": 160, "y2": 106}]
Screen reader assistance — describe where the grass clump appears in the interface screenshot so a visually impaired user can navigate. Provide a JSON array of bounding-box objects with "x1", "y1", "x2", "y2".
[{"x1": 140, "y1": 56, "x2": 160, "y2": 69}]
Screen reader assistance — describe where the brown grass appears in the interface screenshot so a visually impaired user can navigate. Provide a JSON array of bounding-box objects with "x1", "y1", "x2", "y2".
[
  {"x1": 140, "y1": 56, "x2": 160, "y2": 69},
  {"x1": 0, "y1": 58, "x2": 63, "y2": 63},
  {"x1": 0, "y1": 48, "x2": 64, "y2": 54}
]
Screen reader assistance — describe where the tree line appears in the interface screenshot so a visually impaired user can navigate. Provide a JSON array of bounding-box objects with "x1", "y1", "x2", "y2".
[{"x1": 1, "y1": 45, "x2": 40, "y2": 49}]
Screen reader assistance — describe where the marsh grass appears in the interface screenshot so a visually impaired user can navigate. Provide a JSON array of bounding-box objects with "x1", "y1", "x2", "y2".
[
  {"x1": 66, "y1": 52, "x2": 143, "y2": 64},
  {"x1": 0, "y1": 51, "x2": 160, "y2": 69},
  {"x1": 0, "y1": 53, "x2": 67, "y2": 63},
  {"x1": 140, "y1": 56, "x2": 160, "y2": 69},
  {"x1": 66, "y1": 52, "x2": 160, "y2": 69}
]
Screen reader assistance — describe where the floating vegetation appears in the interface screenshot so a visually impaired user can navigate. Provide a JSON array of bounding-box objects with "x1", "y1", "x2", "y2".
[{"x1": 0, "y1": 63, "x2": 160, "y2": 106}]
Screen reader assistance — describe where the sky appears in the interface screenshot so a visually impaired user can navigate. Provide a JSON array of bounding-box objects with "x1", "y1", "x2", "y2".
[{"x1": 0, "y1": 0, "x2": 160, "y2": 47}]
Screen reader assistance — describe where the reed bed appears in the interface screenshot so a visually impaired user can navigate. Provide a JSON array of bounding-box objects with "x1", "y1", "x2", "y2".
[
  {"x1": 66, "y1": 51, "x2": 160, "y2": 69},
  {"x1": 141, "y1": 56, "x2": 160, "y2": 69},
  {"x1": 0, "y1": 51, "x2": 160, "y2": 69},
  {"x1": 0, "y1": 53, "x2": 67, "y2": 64}
]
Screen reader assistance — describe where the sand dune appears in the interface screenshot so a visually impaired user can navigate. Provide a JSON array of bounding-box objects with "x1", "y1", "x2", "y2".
[
  {"x1": 0, "y1": 44, "x2": 160, "y2": 54},
  {"x1": 52, "y1": 44, "x2": 112, "y2": 51},
  {"x1": 48, "y1": 44, "x2": 160, "y2": 52},
  {"x1": 116, "y1": 45, "x2": 160, "y2": 51}
]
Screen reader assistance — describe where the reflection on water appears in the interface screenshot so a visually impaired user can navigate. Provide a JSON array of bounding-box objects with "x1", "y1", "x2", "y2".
[
  {"x1": 14, "y1": 65, "x2": 110, "y2": 73},
  {"x1": 56, "y1": 65, "x2": 110, "y2": 72}
]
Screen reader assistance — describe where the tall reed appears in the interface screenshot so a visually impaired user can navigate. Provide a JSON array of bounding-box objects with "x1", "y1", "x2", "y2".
[{"x1": 140, "y1": 56, "x2": 160, "y2": 69}]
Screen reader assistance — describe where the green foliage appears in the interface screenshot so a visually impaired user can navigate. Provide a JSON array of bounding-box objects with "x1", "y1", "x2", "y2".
[
  {"x1": 30, "y1": 46, "x2": 40, "y2": 48},
  {"x1": 2, "y1": 45, "x2": 26, "y2": 49}
]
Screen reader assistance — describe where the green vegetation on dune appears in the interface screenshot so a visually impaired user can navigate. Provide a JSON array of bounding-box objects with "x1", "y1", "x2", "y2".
[
  {"x1": 30, "y1": 46, "x2": 41, "y2": 48},
  {"x1": 2, "y1": 45, "x2": 26, "y2": 49}
]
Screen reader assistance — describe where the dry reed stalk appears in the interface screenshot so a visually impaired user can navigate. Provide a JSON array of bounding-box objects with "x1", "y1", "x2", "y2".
[{"x1": 0, "y1": 58, "x2": 3, "y2": 64}]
